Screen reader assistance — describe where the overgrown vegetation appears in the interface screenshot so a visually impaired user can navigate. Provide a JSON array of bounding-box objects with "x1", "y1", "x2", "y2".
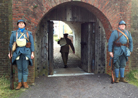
[
  {"x1": 0, "y1": 76, "x2": 25, "y2": 98},
  {"x1": 126, "y1": 70, "x2": 138, "y2": 87}
]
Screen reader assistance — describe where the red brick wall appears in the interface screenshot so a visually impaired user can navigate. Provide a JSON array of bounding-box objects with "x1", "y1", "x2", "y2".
[
  {"x1": 8, "y1": 0, "x2": 132, "y2": 82},
  {"x1": 12, "y1": 0, "x2": 132, "y2": 34},
  {"x1": 0, "y1": 0, "x2": 13, "y2": 76}
]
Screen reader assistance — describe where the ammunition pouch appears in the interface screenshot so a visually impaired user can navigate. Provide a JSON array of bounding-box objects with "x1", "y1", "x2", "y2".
[
  {"x1": 126, "y1": 47, "x2": 130, "y2": 57},
  {"x1": 26, "y1": 42, "x2": 31, "y2": 48}
]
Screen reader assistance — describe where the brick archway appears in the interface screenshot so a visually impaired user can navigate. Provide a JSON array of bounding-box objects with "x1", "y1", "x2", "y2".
[
  {"x1": 12, "y1": 0, "x2": 131, "y2": 36},
  {"x1": 11, "y1": 0, "x2": 131, "y2": 83},
  {"x1": 36, "y1": 2, "x2": 108, "y2": 75}
]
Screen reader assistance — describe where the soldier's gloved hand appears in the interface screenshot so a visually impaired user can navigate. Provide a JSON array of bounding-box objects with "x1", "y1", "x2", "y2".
[{"x1": 109, "y1": 52, "x2": 114, "y2": 58}]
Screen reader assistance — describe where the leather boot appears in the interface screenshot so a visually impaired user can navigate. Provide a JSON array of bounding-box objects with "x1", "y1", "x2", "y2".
[
  {"x1": 115, "y1": 77, "x2": 120, "y2": 83},
  {"x1": 23, "y1": 82, "x2": 29, "y2": 88},
  {"x1": 120, "y1": 77, "x2": 128, "y2": 83},
  {"x1": 16, "y1": 82, "x2": 22, "y2": 90}
]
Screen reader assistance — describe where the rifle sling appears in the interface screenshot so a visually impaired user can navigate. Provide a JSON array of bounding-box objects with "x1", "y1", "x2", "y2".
[{"x1": 114, "y1": 30, "x2": 129, "y2": 47}]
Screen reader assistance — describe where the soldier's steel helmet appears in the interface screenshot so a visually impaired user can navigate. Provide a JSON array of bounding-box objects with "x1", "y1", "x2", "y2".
[
  {"x1": 119, "y1": 20, "x2": 126, "y2": 25},
  {"x1": 17, "y1": 19, "x2": 26, "y2": 26}
]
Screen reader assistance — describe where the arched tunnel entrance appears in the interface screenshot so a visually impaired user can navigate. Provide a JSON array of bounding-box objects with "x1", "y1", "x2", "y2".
[{"x1": 35, "y1": 2, "x2": 107, "y2": 77}]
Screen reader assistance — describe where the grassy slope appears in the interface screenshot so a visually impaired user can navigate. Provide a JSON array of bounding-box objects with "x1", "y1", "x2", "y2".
[
  {"x1": 125, "y1": 70, "x2": 138, "y2": 87},
  {"x1": 0, "y1": 76, "x2": 25, "y2": 98}
]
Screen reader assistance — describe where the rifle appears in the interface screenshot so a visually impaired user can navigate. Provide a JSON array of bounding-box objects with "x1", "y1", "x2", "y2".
[
  {"x1": 9, "y1": 49, "x2": 14, "y2": 90},
  {"x1": 111, "y1": 57, "x2": 114, "y2": 84},
  {"x1": 109, "y1": 57, "x2": 114, "y2": 84}
]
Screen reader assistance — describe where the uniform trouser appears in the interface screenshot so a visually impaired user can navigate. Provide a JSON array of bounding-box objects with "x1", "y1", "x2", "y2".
[
  {"x1": 61, "y1": 52, "x2": 69, "y2": 65},
  {"x1": 114, "y1": 54, "x2": 127, "y2": 69},
  {"x1": 114, "y1": 54, "x2": 127, "y2": 78},
  {"x1": 16, "y1": 54, "x2": 29, "y2": 82}
]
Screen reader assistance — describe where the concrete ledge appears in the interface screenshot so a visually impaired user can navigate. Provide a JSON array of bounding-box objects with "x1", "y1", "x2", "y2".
[
  {"x1": 48, "y1": 67, "x2": 94, "y2": 77},
  {"x1": 48, "y1": 73, "x2": 94, "y2": 77}
]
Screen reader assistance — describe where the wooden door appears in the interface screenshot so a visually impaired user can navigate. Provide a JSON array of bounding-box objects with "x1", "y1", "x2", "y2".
[
  {"x1": 81, "y1": 22, "x2": 95, "y2": 73},
  {"x1": 48, "y1": 21, "x2": 54, "y2": 75}
]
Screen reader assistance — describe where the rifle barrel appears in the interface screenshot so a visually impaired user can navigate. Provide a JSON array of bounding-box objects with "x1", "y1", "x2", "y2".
[{"x1": 10, "y1": 49, "x2": 14, "y2": 90}]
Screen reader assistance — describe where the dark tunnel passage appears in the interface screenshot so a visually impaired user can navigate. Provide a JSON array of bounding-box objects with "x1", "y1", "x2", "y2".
[{"x1": 34, "y1": 2, "x2": 107, "y2": 76}]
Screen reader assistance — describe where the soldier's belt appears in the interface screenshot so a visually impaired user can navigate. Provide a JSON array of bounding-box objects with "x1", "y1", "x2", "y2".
[{"x1": 114, "y1": 42, "x2": 128, "y2": 47}]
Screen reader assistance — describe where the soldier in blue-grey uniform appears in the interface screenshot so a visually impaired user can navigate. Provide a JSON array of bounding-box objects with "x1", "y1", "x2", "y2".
[
  {"x1": 8, "y1": 19, "x2": 35, "y2": 89},
  {"x1": 108, "y1": 20, "x2": 133, "y2": 83}
]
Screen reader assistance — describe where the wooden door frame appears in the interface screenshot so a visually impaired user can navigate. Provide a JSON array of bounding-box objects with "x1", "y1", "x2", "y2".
[{"x1": 48, "y1": 20, "x2": 54, "y2": 75}]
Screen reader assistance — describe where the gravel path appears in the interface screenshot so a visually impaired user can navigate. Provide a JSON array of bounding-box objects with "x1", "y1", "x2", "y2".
[
  {"x1": 18, "y1": 41, "x2": 138, "y2": 98},
  {"x1": 19, "y1": 74, "x2": 138, "y2": 98}
]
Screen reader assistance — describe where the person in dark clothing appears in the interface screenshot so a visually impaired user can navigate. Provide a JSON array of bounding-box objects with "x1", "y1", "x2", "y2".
[{"x1": 58, "y1": 33, "x2": 75, "y2": 68}]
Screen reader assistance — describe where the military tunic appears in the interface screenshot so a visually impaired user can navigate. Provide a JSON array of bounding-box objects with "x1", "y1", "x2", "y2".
[
  {"x1": 108, "y1": 28, "x2": 133, "y2": 68},
  {"x1": 58, "y1": 38, "x2": 75, "y2": 66},
  {"x1": 9, "y1": 29, "x2": 34, "y2": 82}
]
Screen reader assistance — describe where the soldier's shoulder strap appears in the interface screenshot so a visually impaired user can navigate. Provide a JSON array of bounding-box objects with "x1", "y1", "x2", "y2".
[
  {"x1": 114, "y1": 30, "x2": 123, "y2": 43},
  {"x1": 117, "y1": 29, "x2": 129, "y2": 43},
  {"x1": 26, "y1": 31, "x2": 29, "y2": 41},
  {"x1": 26, "y1": 31, "x2": 29, "y2": 38}
]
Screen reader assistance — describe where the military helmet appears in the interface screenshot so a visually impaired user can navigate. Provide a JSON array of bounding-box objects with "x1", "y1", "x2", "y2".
[
  {"x1": 119, "y1": 20, "x2": 126, "y2": 25},
  {"x1": 17, "y1": 19, "x2": 26, "y2": 26},
  {"x1": 64, "y1": 33, "x2": 68, "y2": 36}
]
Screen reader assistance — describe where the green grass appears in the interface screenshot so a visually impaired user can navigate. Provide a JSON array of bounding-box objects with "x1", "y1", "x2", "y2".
[
  {"x1": 126, "y1": 69, "x2": 138, "y2": 87},
  {"x1": 53, "y1": 35, "x2": 59, "y2": 42},
  {"x1": 0, "y1": 76, "x2": 26, "y2": 98}
]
